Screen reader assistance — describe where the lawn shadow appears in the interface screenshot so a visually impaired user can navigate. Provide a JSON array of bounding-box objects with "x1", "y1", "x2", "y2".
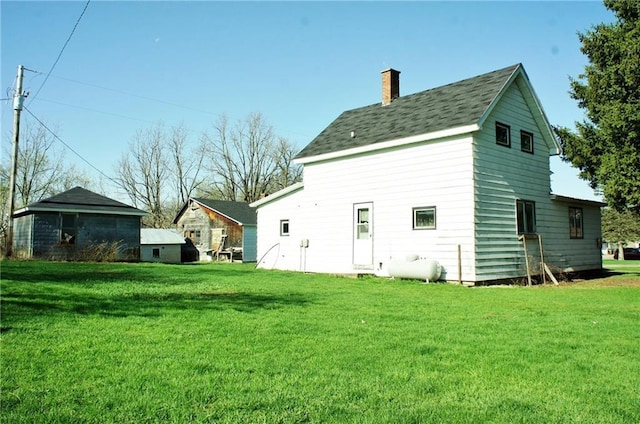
[
  {"x1": 1, "y1": 261, "x2": 253, "y2": 286},
  {"x1": 568, "y1": 266, "x2": 640, "y2": 280},
  {"x1": 1, "y1": 290, "x2": 313, "y2": 328},
  {"x1": 1, "y1": 261, "x2": 313, "y2": 328}
]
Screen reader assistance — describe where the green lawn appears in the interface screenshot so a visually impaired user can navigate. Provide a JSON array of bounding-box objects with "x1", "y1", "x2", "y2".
[{"x1": 1, "y1": 260, "x2": 639, "y2": 423}]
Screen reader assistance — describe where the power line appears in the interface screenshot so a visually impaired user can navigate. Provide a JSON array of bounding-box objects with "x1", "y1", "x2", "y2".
[
  {"x1": 21, "y1": 70, "x2": 315, "y2": 141},
  {"x1": 39, "y1": 72, "x2": 220, "y2": 117},
  {"x1": 35, "y1": 97, "x2": 157, "y2": 125},
  {"x1": 23, "y1": 106, "x2": 119, "y2": 186},
  {"x1": 27, "y1": 0, "x2": 91, "y2": 105}
]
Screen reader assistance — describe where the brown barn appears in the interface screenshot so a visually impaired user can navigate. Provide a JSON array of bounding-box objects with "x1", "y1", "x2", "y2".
[{"x1": 173, "y1": 198, "x2": 257, "y2": 262}]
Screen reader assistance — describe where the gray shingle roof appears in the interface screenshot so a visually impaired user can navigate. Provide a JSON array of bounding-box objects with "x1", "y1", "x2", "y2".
[
  {"x1": 14, "y1": 186, "x2": 147, "y2": 217},
  {"x1": 296, "y1": 64, "x2": 521, "y2": 159},
  {"x1": 192, "y1": 198, "x2": 257, "y2": 225}
]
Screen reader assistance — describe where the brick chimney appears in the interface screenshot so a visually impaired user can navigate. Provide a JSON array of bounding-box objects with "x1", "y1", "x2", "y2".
[{"x1": 381, "y1": 68, "x2": 400, "y2": 105}]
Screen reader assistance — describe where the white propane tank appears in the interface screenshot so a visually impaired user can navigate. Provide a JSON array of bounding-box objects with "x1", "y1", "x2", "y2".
[{"x1": 388, "y1": 256, "x2": 442, "y2": 282}]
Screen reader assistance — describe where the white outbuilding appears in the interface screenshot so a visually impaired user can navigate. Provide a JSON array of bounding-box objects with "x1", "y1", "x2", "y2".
[{"x1": 140, "y1": 228, "x2": 185, "y2": 264}]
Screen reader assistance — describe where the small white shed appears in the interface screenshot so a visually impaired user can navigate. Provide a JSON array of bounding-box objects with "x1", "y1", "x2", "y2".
[{"x1": 140, "y1": 229, "x2": 185, "y2": 264}]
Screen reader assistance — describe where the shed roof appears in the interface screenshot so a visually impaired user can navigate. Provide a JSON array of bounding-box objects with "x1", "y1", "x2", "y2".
[
  {"x1": 141, "y1": 228, "x2": 185, "y2": 245},
  {"x1": 295, "y1": 64, "x2": 558, "y2": 162},
  {"x1": 173, "y1": 198, "x2": 257, "y2": 226},
  {"x1": 13, "y1": 186, "x2": 147, "y2": 217}
]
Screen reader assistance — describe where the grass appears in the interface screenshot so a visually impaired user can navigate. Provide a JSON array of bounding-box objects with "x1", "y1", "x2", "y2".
[{"x1": 1, "y1": 260, "x2": 639, "y2": 423}]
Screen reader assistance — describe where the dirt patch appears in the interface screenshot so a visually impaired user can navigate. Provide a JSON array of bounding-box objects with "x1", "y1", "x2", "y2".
[{"x1": 570, "y1": 277, "x2": 640, "y2": 288}]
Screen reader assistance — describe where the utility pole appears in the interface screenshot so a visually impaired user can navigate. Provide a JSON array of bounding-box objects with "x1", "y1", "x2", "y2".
[{"x1": 6, "y1": 65, "x2": 25, "y2": 257}]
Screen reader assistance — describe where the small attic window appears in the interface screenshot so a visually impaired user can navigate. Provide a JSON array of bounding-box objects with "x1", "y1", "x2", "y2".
[
  {"x1": 496, "y1": 122, "x2": 511, "y2": 147},
  {"x1": 521, "y1": 130, "x2": 534, "y2": 154}
]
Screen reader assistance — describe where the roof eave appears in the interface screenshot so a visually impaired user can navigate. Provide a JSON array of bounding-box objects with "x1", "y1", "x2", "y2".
[
  {"x1": 13, "y1": 206, "x2": 148, "y2": 217},
  {"x1": 294, "y1": 124, "x2": 480, "y2": 165},
  {"x1": 191, "y1": 199, "x2": 242, "y2": 225},
  {"x1": 250, "y1": 182, "x2": 304, "y2": 208},
  {"x1": 550, "y1": 194, "x2": 606, "y2": 207}
]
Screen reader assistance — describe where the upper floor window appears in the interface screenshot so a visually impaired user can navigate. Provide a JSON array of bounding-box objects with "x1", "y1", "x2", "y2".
[
  {"x1": 413, "y1": 207, "x2": 436, "y2": 230},
  {"x1": 569, "y1": 207, "x2": 583, "y2": 239},
  {"x1": 280, "y1": 219, "x2": 290, "y2": 236},
  {"x1": 516, "y1": 200, "x2": 536, "y2": 234},
  {"x1": 496, "y1": 122, "x2": 511, "y2": 147},
  {"x1": 521, "y1": 130, "x2": 534, "y2": 154}
]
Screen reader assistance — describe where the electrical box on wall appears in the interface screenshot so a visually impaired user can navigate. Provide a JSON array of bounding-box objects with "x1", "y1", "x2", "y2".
[{"x1": 299, "y1": 239, "x2": 309, "y2": 248}]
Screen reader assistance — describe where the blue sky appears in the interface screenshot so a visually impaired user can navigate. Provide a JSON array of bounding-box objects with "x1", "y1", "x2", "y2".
[{"x1": 1, "y1": 1, "x2": 613, "y2": 202}]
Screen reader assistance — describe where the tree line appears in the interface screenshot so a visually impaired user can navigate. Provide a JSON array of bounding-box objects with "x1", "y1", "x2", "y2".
[{"x1": 0, "y1": 112, "x2": 302, "y2": 232}]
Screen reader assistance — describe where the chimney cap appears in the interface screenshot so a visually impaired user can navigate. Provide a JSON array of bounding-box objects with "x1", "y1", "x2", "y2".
[{"x1": 381, "y1": 68, "x2": 401, "y2": 74}]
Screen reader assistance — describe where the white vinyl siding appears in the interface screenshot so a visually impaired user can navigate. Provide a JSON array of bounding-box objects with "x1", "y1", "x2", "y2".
[
  {"x1": 474, "y1": 82, "x2": 553, "y2": 280},
  {"x1": 544, "y1": 200, "x2": 602, "y2": 272},
  {"x1": 255, "y1": 188, "x2": 304, "y2": 271},
  {"x1": 301, "y1": 135, "x2": 475, "y2": 280}
]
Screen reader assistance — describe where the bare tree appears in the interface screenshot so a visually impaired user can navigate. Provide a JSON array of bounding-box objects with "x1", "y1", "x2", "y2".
[
  {"x1": 1, "y1": 121, "x2": 91, "y2": 249},
  {"x1": 202, "y1": 113, "x2": 302, "y2": 203},
  {"x1": 170, "y1": 123, "x2": 206, "y2": 208},
  {"x1": 271, "y1": 136, "x2": 303, "y2": 192},
  {"x1": 1, "y1": 123, "x2": 90, "y2": 208},
  {"x1": 116, "y1": 123, "x2": 168, "y2": 227},
  {"x1": 116, "y1": 122, "x2": 207, "y2": 227}
]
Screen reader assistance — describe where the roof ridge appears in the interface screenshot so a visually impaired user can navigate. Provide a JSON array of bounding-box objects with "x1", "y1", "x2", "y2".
[
  {"x1": 295, "y1": 63, "x2": 524, "y2": 160},
  {"x1": 352, "y1": 63, "x2": 522, "y2": 112}
]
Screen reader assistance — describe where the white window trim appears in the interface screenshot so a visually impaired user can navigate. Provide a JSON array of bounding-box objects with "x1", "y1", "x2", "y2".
[
  {"x1": 280, "y1": 219, "x2": 290, "y2": 236},
  {"x1": 413, "y1": 206, "x2": 436, "y2": 230}
]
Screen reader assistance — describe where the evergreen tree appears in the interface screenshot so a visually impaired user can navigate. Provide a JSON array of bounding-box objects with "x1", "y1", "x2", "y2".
[{"x1": 555, "y1": 0, "x2": 640, "y2": 211}]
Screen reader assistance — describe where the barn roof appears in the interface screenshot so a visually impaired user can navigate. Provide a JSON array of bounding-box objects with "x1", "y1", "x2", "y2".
[
  {"x1": 173, "y1": 198, "x2": 257, "y2": 226},
  {"x1": 13, "y1": 186, "x2": 147, "y2": 217}
]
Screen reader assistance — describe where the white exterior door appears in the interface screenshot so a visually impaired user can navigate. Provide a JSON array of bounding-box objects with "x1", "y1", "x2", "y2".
[{"x1": 353, "y1": 202, "x2": 373, "y2": 269}]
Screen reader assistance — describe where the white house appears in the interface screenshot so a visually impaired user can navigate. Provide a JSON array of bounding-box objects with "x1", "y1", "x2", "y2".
[{"x1": 251, "y1": 64, "x2": 605, "y2": 284}]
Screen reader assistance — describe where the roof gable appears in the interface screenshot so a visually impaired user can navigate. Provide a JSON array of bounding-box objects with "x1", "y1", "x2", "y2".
[
  {"x1": 250, "y1": 182, "x2": 304, "y2": 208},
  {"x1": 295, "y1": 64, "x2": 560, "y2": 162},
  {"x1": 13, "y1": 186, "x2": 147, "y2": 217},
  {"x1": 174, "y1": 198, "x2": 257, "y2": 225}
]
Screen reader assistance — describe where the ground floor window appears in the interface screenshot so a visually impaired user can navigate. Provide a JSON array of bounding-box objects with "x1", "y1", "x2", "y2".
[
  {"x1": 569, "y1": 207, "x2": 583, "y2": 239},
  {"x1": 413, "y1": 207, "x2": 436, "y2": 229},
  {"x1": 280, "y1": 219, "x2": 290, "y2": 236},
  {"x1": 61, "y1": 213, "x2": 76, "y2": 244},
  {"x1": 152, "y1": 248, "x2": 160, "y2": 258},
  {"x1": 516, "y1": 200, "x2": 536, "y2": 234},
  {"x1": 184, "y1": 230, "x2": 201, "y2": 244}
]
